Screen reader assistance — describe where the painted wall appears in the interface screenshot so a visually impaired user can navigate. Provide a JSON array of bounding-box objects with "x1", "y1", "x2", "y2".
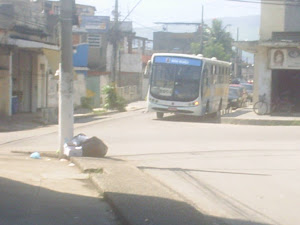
[
  {"x1": 86, "y1": 75, "x2": 100, "y2": 107},
  {"x1": 73, "y1": 44, "x2": 89, "y2": 67},
  {"x1": 253, "y1": 47, "x2": 272, "y2": 112},
  {"x1": 260, "y1": 4, "x2": 285, "y2": 40}
]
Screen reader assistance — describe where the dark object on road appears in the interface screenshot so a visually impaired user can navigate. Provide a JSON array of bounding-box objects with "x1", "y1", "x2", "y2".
[
  {"x1": 64, "y1": 134, "x2": 108, "y2": 158},
  {"x1": 82, "y1": 136, "x2": 108, "y2": 158}
]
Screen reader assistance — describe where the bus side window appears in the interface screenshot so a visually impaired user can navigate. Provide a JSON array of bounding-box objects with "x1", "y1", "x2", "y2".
[
  {"x1": 214, "y1": 65, "x2": 218, "y2": 84},
  {"x1": 204, "y1": 68, "x2": 209, "y2": 85},
  {"x1": 201, "y1": 67, "x2": 209, "y2": 97}
]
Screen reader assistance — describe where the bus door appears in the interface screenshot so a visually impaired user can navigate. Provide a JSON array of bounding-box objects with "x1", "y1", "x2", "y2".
[{"x1": 202, "y1": 64, "x2": 212, "y2": 112}]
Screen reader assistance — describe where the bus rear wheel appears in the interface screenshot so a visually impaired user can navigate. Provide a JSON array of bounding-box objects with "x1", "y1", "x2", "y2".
[{"x1": 156, "y1": 112, "x2": 164, "y2": 119}]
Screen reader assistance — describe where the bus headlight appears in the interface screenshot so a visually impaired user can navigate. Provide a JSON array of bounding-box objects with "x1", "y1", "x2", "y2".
[
  {"x1": 149, "y1": 98, "x2": 158, "y2": 103},
  {"x1": 193, "y1": 101, "x2": 199, "y2": 106}
]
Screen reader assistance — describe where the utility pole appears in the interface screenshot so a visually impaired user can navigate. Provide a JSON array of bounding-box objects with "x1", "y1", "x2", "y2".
[
  {"x1": 59, "y1": 0, "x2": 74, "y2": 158},
  {"x1": 111, "y1": 0, "x2": 119, "y2": 85},
  {"x1": 200, "y1": 5, "x2": 204, "y2": 54},
  {"x1": 234, "y1": 27, "x2": 239, "y2": 78}
]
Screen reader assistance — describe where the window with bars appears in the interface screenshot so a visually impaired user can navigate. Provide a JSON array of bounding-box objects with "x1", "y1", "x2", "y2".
[{"x1": 88, "y1": 34, "x2": 101, "y2": 47}]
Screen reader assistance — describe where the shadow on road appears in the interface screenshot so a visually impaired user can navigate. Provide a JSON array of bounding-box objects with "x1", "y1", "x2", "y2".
[
  {"x1": 0, "y1": 177, "x2": 117, "y2": 225},
  {"x1": 0, "y1": 177, "x2": 273, "y2": 225},
  {"x1": 154, "y1": 114, "x2": 221, "y2": 124},
  {"x1": 105, "y1": 192, "x2": 272, "y2": 225},
  {"x1": 74, "y1": 115, "x2": 108, "y2": 124}
]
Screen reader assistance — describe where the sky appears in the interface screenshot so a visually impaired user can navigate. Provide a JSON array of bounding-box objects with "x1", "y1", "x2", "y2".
[{"x1": 76, "y1": 0, "x2": 261, "y2": 29}]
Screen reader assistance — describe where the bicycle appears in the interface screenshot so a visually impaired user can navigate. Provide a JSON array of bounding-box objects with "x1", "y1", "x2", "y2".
[{"x1": 253, "y1": 94, "x2": 268, "y2": 115}]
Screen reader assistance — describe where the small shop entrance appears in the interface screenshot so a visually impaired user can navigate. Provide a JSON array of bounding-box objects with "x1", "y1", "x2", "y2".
[{"x1": 272, "y1": 70, "x2": 300, "y2": 113}]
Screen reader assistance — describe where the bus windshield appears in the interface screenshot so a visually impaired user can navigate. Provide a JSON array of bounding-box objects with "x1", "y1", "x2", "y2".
[{"x1": 150, "y1": 63, "x2": 202, "y2": 102}]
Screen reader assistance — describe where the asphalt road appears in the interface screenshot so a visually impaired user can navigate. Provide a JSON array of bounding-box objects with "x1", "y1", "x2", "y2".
[{"x1": 1, "y1": 110, "x2": 300, "y2": 225}]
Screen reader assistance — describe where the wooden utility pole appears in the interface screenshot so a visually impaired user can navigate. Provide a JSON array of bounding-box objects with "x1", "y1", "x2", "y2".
[{"x1": 59, "y1": 0, "x2": 74, "y2": 158}]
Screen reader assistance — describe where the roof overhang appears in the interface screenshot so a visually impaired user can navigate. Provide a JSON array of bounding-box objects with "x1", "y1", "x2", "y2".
[
  {"x1": 234, "y1": 40, "x2": 300, "y2": 54},
  {"x1": 6, "y1": 38, "x2": 59, "y2": 51}
]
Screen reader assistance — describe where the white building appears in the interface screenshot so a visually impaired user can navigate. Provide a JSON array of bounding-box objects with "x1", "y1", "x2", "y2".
[{"x1": 235, "y1": 0, "x2": 300, "y2": 113}]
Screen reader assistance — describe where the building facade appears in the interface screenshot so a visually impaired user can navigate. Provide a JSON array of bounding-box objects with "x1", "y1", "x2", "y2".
[
  {"x1": 0, "y1": 0, "x2": 59, "y2": 117},
  {"x1": 236, "y1": 0, "x2": 300, "y2": 113}
]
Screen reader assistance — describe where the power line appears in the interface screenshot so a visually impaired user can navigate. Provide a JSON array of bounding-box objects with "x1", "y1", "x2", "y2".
[
  {"x1": 122, "y1": 0, "x2": 143, "y2": 22},
  {"x1": 226, "y1": 0, "x2": 300, "y2": 6}
]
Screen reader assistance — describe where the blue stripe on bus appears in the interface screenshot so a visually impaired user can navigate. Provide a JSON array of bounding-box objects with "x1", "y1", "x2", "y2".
[{"x1": 154, "y1": 56, "x2": 202, "y2": 67}]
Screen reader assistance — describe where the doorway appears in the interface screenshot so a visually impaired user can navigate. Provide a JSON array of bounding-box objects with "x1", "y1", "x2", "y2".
[{"x1": 272, "y1": 70, "x2": 300, "y2": 112}]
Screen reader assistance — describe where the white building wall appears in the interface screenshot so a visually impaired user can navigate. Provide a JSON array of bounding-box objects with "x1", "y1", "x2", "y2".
[
  {"x1": 73, "y1": 73, "x2": 86, "y2": 107},
  {"x1": 260, "y1": 4, "x2": 285, "y2": 40},
  {"x1": 99, "y1": 74, "x2": 110, "y2": 105},
  {"x1": 120, "y1": 53, "x2": 143, "y2": 73},
  {"x1": 47, "y1": 72, "x2": 86, "y2": 108},
  {"x1": 254, "y1": 47, "x2": 272, "y2": 112}
]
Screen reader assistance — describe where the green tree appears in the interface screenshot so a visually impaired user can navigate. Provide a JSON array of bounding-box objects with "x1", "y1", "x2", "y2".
[
  {"x1": 190, "y1": 24, "x2": 210, "y2": 55},
  {"x1": 209, "y1": 19, "x2": 233, "y2": 59},
  {"x1": 203, "y1": 40, "x2": 229, "y2": 61},
  {"x1": 191, "y1": 19, "x2": 233, "y2": 61}
]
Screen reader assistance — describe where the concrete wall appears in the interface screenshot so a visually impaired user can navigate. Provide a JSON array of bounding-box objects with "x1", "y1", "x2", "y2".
[
  {"x1": 116, "y1": 86, "x2": 140, "y2": 102},
  {"x1": 153, "y1": 32, "x2": 198, "y2": 53},
  {"x1": 253, "y1": 47, "x2": 272, "y2": 112},
  {"x1": 0, "y1": 70, "x2": 11, "y2": 116},
  {"x1": 285, "y1": 5, "x2": 300, "y2": 32},
  {"x1": 47, "y1": 72, "x2": 86, "y2": 108},
  {"x1": 37, "y1": 54, "x2": 48, "y2": 109},
  {"x1": 99, "y1": 74, "x2": 110, "y2": 105},
  {"x1": 260, "y1": 4, "x2": 285, "y2": 40},
  {"x1": 120, "y1": 53, "x2": 143, "y2": 73},
  {"x1": 74, "y1": 73, "x2": 86, "y2": 106},
  {"x1": 106, "y1": 43, "x2": 143, "y2": 73}
]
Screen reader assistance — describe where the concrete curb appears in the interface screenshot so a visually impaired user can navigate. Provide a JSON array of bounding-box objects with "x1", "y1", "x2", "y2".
[
  {"x1": 221, "y1": 117, "x2": 300, "y2": 126},
  {"x1": 74, "y1": 110, "x2": 118, "y2": 120},
  {"x1": 71, "y1": 157, "x2": 209, "y2": 225},
  {"x1": 74, "y1": 107, "x2": 146, "y2": 121},
  {"x1": 11, "y1": 150, "x2": 59, "y2": 158}
]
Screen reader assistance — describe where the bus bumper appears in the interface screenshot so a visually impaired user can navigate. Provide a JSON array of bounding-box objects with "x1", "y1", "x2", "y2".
[{"x1": 148, "y1": 102, "x2": 202, "y2": 116}]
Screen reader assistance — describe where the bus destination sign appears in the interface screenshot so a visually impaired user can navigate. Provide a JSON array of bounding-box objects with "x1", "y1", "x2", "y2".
[{"x1": 154, "y1": 56, "x2": 202, "y2": 67}]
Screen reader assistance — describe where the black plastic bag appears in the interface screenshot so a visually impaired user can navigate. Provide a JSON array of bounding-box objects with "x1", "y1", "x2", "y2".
[{"x1": 81, "y1": 136, "x2": 108, "y2": 158}]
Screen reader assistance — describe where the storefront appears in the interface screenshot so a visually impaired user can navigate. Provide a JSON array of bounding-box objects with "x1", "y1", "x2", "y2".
[{"x1": 270, "y1": 48, "x2": 300, "y2": 113}]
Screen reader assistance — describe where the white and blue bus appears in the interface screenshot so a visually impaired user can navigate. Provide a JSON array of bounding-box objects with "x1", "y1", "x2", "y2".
[{"x1": 145, "y1": 53, "x2": 231, "y2": 119}]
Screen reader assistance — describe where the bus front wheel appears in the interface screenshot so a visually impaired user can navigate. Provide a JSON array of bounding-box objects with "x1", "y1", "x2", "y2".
[{"x1": 156, "y1": 112, "x2": 164, "y2": 119}]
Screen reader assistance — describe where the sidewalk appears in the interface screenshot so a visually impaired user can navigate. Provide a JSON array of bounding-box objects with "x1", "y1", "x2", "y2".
[
  {"x1": 0, "y1": 152, "x2": 120, "y2": 225},
  {"x1": 221, "y1": 107, "x2": 300, "y2": 126},
  {"x1": 71, "y1": 157, "x2": 217, "y2": 225}
]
